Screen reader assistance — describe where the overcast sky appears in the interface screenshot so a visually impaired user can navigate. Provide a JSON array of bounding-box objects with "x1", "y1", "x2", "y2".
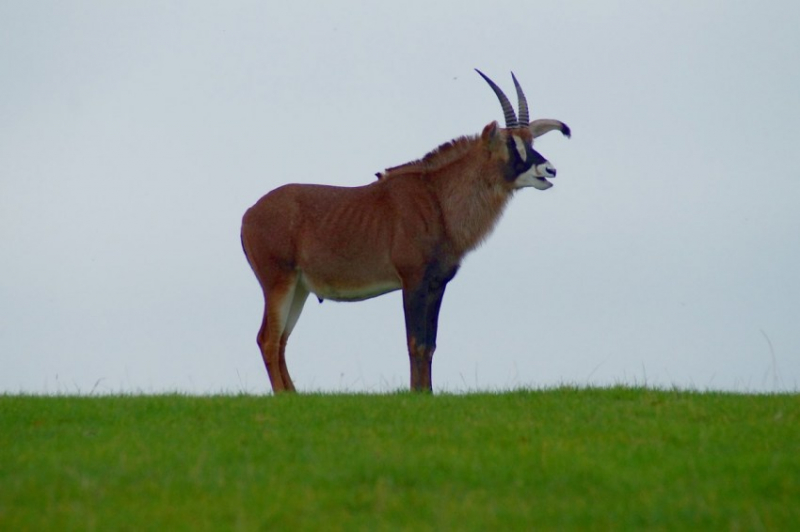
[{"x1": 2, "y1": 2, "x2": 799, "y2": 394}]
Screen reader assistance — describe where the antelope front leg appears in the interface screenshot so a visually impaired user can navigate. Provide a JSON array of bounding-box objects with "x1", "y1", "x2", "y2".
[
  {"x1": 403, "y1": 292, "x2": 436, "y2": 392},
  {"x1": 401, "y1": 264, "x2": 457, "y2": 392},
  {"x1": 407, "y1": 337, "x2": 434, "y2": 391}
]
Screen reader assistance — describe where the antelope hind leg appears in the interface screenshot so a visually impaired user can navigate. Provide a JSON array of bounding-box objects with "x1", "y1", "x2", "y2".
[
  {"x1": 277, "y1": 283, "x2": 309, "y2": 392},
  {"x1": 259, "y1": 275, "x2": 303, "y2": 393}
]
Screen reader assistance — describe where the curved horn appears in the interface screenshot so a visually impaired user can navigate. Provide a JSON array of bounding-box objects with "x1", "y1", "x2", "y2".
[
  {"x1": 475, "y1": 69, "x2": 518, "y2": 128},
  {"x1": 529, "y1": 119, "x2": 572, "y2": 139},
  {"x1": 511, "y1": 72, "x2": 529, "y2": 125}
]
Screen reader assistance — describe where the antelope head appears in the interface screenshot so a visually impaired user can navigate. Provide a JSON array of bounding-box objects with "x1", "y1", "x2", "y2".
[{"x1": 476, "y1": 69, "x2": 571, "y2": 191}]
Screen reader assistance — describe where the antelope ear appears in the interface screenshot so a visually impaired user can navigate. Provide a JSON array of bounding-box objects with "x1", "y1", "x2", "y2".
[{"x1": 481, "y1": 121, "x2": 501, "y2": 143}]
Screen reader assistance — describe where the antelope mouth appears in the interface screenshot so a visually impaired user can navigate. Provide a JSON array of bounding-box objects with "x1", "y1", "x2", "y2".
[
  {"x1": 532, "y1": 165, "x2": 556, "y2": 190},
  {"x1": 534, "y1": 164, "x2": 557, "y2": 190}
]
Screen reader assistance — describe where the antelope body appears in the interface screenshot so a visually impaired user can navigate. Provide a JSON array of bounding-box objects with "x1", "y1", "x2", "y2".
[{"x1": 241, "y1": 70, "x2": 570, "y2": 392}]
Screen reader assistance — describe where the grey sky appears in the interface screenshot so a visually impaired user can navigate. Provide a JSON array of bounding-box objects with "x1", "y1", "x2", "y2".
[{"x1": 2, "y1": 2, "x2": 799, "y2": 394}]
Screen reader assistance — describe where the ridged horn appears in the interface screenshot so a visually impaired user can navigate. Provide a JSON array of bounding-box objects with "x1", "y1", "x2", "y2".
[
  {"x1": 511, "y1": 72, "x2": 529, "y2": 125},
  {"x1": 475, "y1": 69, "x2": 518, "y2": 128}
]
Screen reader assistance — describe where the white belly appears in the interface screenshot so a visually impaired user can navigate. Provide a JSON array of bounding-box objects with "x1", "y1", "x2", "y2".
[{"x1": 299, "y1": 273, "x2": 401, "y2": 302}]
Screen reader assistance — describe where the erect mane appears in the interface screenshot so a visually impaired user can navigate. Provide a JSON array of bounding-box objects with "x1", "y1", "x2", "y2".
[{"x1": 378, "y1": 134, "x2": 480, "y2": 179}]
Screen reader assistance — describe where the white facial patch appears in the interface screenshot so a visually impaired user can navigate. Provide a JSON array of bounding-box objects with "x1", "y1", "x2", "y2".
[
  {"x1": 514, "y1": 162, "x2": 556, "y2": 190},
  {"x1": 538, "y1": 162, "x2": 557, "y2": 178},
  {"x1": 512, "y1": 136, "x2": 528, "y2": 162}
]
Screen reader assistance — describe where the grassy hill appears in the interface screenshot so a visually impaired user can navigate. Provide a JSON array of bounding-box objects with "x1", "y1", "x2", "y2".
[{"x1": 2, "y1": 388, "x2": 798, "y2": 530}]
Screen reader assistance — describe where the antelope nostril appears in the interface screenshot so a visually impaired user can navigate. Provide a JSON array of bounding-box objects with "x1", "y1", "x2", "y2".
[{"x1": 548, "y1": 168, "x2": 557, "y2": 177}]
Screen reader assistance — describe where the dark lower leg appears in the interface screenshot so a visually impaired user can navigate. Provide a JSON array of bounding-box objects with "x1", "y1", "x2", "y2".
[{"x1": 408, "y1": 339, "x2": 433, "y2": 392}]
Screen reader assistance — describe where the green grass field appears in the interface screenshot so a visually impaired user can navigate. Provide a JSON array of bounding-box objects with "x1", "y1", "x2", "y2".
[{"x1": 2, "y1": 387, "x2": 798, "y2": 530}]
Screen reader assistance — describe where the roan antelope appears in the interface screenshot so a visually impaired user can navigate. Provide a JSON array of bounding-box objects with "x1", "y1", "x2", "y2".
[{"x1": 241, "y1": 69, "x2": 570, "y2": 393}]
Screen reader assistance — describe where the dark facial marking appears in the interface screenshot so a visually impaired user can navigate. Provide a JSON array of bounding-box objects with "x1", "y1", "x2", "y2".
[{"x1": 504, "y1": 136, "x2": 547, "y2": 182}]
